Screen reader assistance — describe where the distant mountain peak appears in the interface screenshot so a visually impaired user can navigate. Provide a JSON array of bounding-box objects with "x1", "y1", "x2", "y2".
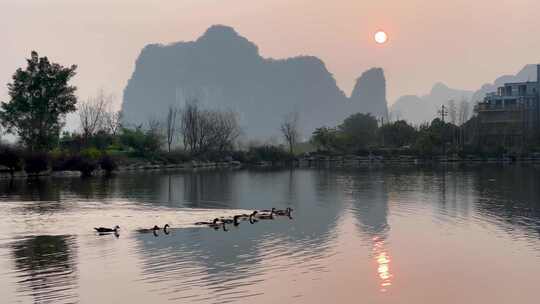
[
  {"x1": 350, "y1": 67, "x2": 388, "y2": 119},
  {"x1": 199, "y1": 24, "x2": 240, "y2": 41},
  {"x1": 122, "y1": 25, "x2": 389, "y2": 137}
]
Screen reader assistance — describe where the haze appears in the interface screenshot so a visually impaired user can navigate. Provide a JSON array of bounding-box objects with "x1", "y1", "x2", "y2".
[{"x1": 1, "y1": 0, "x2": 540, "y2": 106}]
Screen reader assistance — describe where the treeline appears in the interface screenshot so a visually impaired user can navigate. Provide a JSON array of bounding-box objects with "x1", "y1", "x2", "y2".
[
  {"x1": 310, "y1": 112, "x2": 475, "y2": 158},
  {"x1": 0, "y1": 52, "x2": 299, "y2": 177}
]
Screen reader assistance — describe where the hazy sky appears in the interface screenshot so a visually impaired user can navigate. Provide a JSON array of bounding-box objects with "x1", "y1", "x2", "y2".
[{"x1": 2, "y1": 0, "x2": 540, "y2": 108}]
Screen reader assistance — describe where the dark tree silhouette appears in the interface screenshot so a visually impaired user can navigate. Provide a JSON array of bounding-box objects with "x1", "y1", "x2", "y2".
[{"x1": 0, "y1": 51, "x2": 77, "y2": 151}]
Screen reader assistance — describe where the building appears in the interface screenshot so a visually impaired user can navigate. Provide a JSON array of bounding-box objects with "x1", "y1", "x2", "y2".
[{"x1": 474, "y1": 65, "x2": 540, "y2": 151}]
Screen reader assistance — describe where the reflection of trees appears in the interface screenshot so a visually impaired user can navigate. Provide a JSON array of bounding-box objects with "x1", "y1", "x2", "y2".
[
  {"x1": 11, "y1": 235, "x2": 78, "y2": 304},
  {"x1": 472, "y1": 166, "x2": 540, "y2": 237},
  {"x1": 346, "y1": 170, "x2": 389, "y2": 238}
]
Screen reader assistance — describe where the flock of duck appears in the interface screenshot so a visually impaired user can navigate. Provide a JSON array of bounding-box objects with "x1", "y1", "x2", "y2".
[{"x1": 93, "y1": 207, "x2": 293, "y2": 236}]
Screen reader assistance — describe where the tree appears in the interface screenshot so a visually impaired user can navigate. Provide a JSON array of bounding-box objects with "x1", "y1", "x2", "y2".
[
  {"x1": 79, "y1": 90, "x2": 111, "y2": 145},
  {"x1": 280, "y1": 112, "x2": 300, "y2": 155},
  {"x1": 447, "y1": 99, "x2": 457, "y2": 125},
  {"x1": 165, "y1": 106, "x2": 178, "y2": 152},
  {"x1": 178, "y1": 99, "x2": 241, "y2": 154},
  {"x1": 0, "y1": 51, "x2": 77, "y2": 151},
  {"x1": 103, "y1": 110, "x2": 122, "y2": 137},
  {"x1": 338, "y1": 113, "x2": 378, "y2": 151},
  {"x1": 179, "y1": 99, "x2": 201, "y2": 153},
  {"x1": 378, "y1": 120, "x2": 417, "y2": 148},
  {"x1": 311, "y1": 127, "x2": 338, "y2": 152},
  {"x1": 210, "y1": 110, "x2": 241, "y2": 152},
  {"x1": 457, "y1": 99, "x2": 470, "y2": 126}
]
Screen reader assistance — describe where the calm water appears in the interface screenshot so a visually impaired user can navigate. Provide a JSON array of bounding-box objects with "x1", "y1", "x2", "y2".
[{"x1": 0, "y1": 166, "x2": 539, "y2": 303}]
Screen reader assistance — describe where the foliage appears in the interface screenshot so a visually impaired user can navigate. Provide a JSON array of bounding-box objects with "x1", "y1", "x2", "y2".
[
  {"x1": 99, "y1": 155, "x2": 117, "y2": 175},
  {"x1": 24, "y1": 152, "x2": 49, "y2": 175},
  {"x1": 119, "y1": 126, "x2": 163, "y2": 157},
  {"x1": 80, "y1": 147, "x2": 102, "y2": 160},
  {"x1": 0, "y1": 144, "x2": 23, "y2": 175},
  {"x1": 245, "y1": 145, "x2": 291, "y2": 163},
  {"x1": 378, "y1": 120, "x2": 417, "y2": 148},
  {"x1": 0, "y1": 51, "x2": 77, "y2": 151},
  {"x1": 338, "y1": 113, "x2": 379, "y2": 151}
]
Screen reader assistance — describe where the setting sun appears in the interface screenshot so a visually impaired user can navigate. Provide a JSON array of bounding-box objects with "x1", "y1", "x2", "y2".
[{"x1": 374, "y1": 31, "x2": 388, "y2": 44}]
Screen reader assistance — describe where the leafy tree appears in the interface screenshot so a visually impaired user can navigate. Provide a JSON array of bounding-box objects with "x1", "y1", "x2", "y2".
[
  {"x1": 338, "y1": 113, "x2": 378, "y2": 151},
  {"x1": 119, "y1": 126, "x2": 163, "y2": 157},
  {"x1": 0, "y1": 144, "x2": 23, "y2": 177},
  {"x1": 311, "y1": 127, "x2": 337, "y2": 151},
  {"x1": 379, "y1": 120, "x2": 417, "y2": 148},
  {"x1": 0, "y1": 51, "x2": 77, "y2": 151}
]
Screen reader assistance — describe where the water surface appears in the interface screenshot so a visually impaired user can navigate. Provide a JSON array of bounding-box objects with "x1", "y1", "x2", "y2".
[{"x1": 0, "y1": 166, "x2": 539, "y2": 303}]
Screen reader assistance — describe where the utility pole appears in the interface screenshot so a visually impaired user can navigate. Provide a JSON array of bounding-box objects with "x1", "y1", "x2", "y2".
[{"x1": 438, "y1": 105, "x2": 448, "y2": 159}]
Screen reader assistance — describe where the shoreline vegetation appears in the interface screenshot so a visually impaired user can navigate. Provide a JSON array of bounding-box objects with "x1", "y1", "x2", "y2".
[
  {"x1": 3, "y1": 52, "x2": 540, "y2": 181},
  {"x1": 3, "y1": 152, "x2": 540, "y2": 180}
]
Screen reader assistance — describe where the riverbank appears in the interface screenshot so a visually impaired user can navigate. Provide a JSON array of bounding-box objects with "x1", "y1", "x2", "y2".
[
  {"x1": 4, "y1": 153, "x2": 540, "y2": 180},
  {"x1": 0, "y1": 160, "x2": 243, "y2": 180}
]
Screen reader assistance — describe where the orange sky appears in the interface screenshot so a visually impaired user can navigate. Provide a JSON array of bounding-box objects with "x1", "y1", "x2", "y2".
[{"x1": 1, "y1": 0, "x2": 540, "y2": 107}]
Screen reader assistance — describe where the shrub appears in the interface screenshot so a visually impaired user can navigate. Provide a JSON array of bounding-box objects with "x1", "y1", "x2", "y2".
[
  {"x1": 246, "y1": 145, "x2": 291, "y2": 164},
  {"x1": 0, "y1": 145, "x2": 22, "y2": 176},
  {"x1": 80, "y1": 147, "x2": 101, "y2": 160},
  {"x1": 99, "y1": 155, "x2": 117, "y2": 175},
  {"x1": 159, "y1": 150, "x2": 191, "y2": 164},
  {"x1": 24, "y1": 153, "x2": 49, "y2": 175}
]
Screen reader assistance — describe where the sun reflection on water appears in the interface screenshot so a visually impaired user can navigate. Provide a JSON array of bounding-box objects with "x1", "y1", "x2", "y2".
[{"x1": 373, "y1": 236, "x2": 393, "y2": 292}]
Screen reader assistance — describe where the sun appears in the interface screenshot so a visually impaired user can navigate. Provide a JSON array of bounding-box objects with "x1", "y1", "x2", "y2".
[{"x1": 374, "y1": 31, "x2": 388, "y2": 44}]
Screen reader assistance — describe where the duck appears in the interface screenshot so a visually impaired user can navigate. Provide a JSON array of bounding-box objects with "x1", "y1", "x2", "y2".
[
  {"x1": 94, "y1": 225, "x2": 120, "y2": 233},
  {"x1": 252, "y1": 210, "x2": 274, "y2": 220},
  {"x1": 195, "y1": 218, "x2": 220, "y2": 226},
  {"x1": 249, "y1": 211, "x2": 259, "y2": 224},
  {"x1": 163, "y1": 224, "x2": 171, "y2": 235},
  {"x1": 137, "y1": 224, "x2": 170, "y2": 234},
  {"x1": 137, "y1": 225, "x2": 160, "y2": 233},
  {"x1": 274, "y1": 207, "x2": 293, "y2": 216},
  {"x1": 195, "y1": 218, "x2": 226, "y2": 230},
  {"x1": 259, "y1": 208, "x2": 276, "y2": 214}
]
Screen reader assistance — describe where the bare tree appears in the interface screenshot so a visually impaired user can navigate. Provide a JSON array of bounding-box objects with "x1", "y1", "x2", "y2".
[
  {"x1": 209, "y1": 110, "x2": 240, "y2": 152},
  {"x1": 447, "y1": 99, "x2": 457, "y2": 125},
  {"x1": 79, "y1": 90, "x2": 112, "y2": 144},
  {"x1": 458, "y1": 99, "x2": 470, "y2": 125},
  {"x1": 103, "y1": 110, "x2": 123, "y2": 136},
  {"x1": 178, "y1": 99, "x2": 241, "y2": 154},
  {"x1": 179, "y1": 99, "x2": 201, "y2": 153},
  {"x1": 280, "y1": 112, "x2": 300, "y2": 155},
  {"x1": 165, "y1": 106, "x2": 178, "y2": 152}
]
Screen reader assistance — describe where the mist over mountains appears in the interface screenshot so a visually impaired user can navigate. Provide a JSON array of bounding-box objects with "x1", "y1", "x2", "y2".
[
  {"x1": 122, "y1": 25, "x2": 388, "y2": 139},
  {"x1": 390, "y1": 65, "x2": 539, "y2": 125}
]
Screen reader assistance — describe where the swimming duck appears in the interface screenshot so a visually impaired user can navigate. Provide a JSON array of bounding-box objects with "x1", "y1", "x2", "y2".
[
  {"x1": 137, "y1": 224, "x2": 170, "y2": 234},
  {"x1": 259, "y1": 208, "x2": 276, "y2": 214},
  {"x1": 163, "y1": 224, "x2": 171, "y2": 234},
  {"x1": 195, "y1": 218, "x2": 220, "y2": 226},
  {"x1": 94, "y1": 225, "x2": 120, "y2": 233},
  {"x1": 233, "y1": 215, "x2": 242, "y2": 226},
  {"x1": 252, "y1": 210, "x2": 274, "y2": 220},
  {"x1": 137, "y1": 225, "x2": 160, "y2": 233},
  {"x1": 274, "y1": 207, "x2": 293, "y2": 216}
]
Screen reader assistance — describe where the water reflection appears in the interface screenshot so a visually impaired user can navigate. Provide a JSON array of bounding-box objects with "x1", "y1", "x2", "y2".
[
  {"x1": 10, "y1": 235, "x2": 78, "y2": 304},
  {"x1": 0, "y1": 167, "x2": 540, "y2": 303},
  {"x1": 373, "y1": 236, "x2": 392, "y2": 292}
]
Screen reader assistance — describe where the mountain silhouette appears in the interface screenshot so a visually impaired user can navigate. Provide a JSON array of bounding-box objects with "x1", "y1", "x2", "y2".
[
  {"x1": 391, "y1": 64, "x2": 539, "y2": 125},
  {"x1": 390, "y1": 82, "x2": 473, "y2": 125},
  {"x1": 350, "y1": 68, "x2": 388, "y2": 121},
  {"x1": 122, "y1": 25, "x2": 389, "y2": 138}
]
